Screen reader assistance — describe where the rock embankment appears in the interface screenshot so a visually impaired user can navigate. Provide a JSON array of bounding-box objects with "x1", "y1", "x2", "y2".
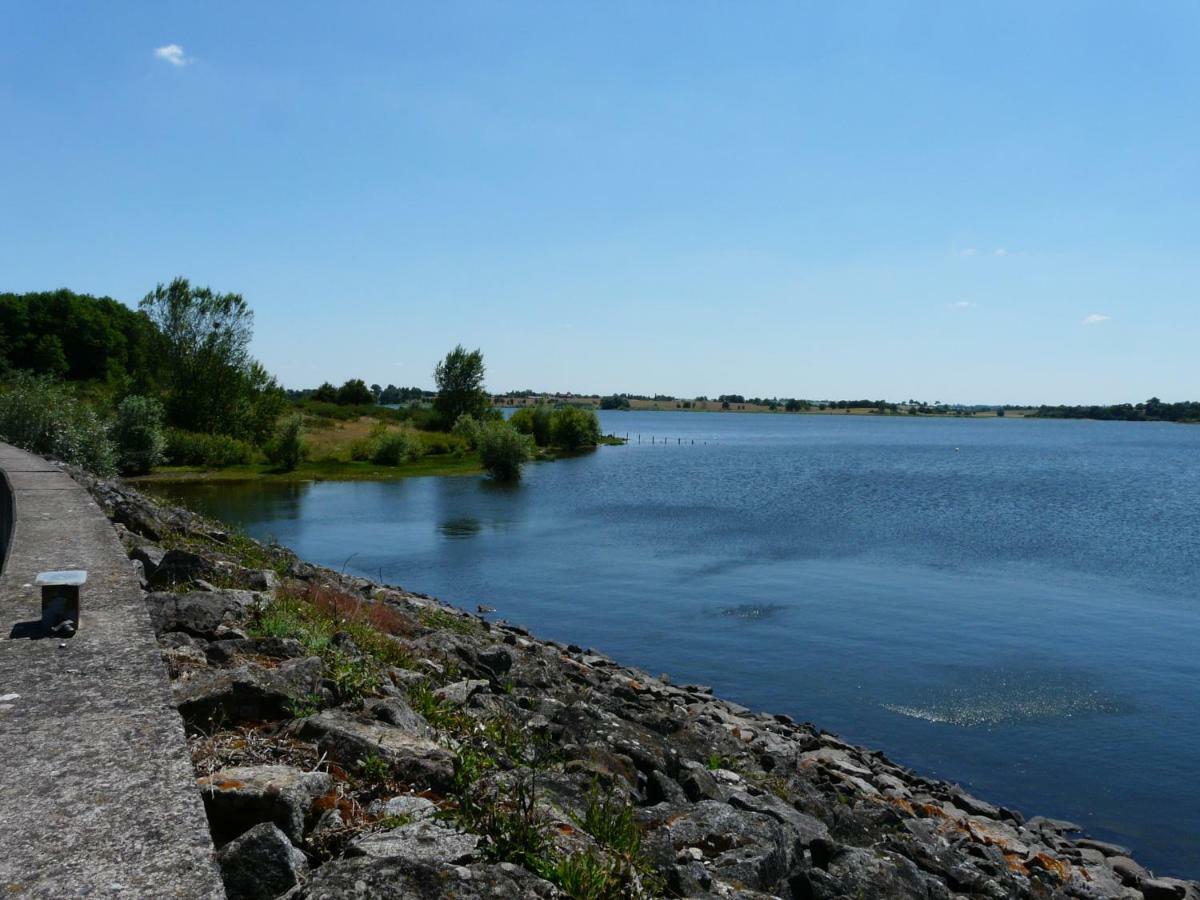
[{"x1": 80, "y1": 470, "x2": 1198, "y2": 900}]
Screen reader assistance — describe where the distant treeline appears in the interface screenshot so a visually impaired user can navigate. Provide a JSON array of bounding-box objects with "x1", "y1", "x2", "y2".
[
  {"x1": 287, "y1": 382, "x2": 434, "y2": 406},
  {"x1": 1032, "y1": 398, "x2": 1200, "y2": 423}
]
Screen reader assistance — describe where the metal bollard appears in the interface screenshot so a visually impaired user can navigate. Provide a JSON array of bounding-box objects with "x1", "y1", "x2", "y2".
[{"x1": 36, "y1": 570, "x2": 86, "y2": 637}]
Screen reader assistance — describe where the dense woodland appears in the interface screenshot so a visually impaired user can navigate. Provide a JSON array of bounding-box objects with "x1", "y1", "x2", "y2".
[{"x1": 1032, "y1": 399, "x2": 1200, "y2": 423}]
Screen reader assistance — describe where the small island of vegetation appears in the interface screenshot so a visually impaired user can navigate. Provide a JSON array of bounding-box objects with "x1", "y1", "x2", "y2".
[{"x1": 0, "y1": 281, "x2": 616, "y2": 484}]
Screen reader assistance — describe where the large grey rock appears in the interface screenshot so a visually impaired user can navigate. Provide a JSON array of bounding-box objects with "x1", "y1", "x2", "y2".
[
  {"x1": 150, "y1": 548, "x2": 217, "y2": 588},
  {"x1": 291, "y1": 708, "x2": 454, "y2": 789},
  {"x1": 728, "y1": 790, "x2": 830, "y2": 846},
  {"x1": 348, "y1": 819, "x2": 479, "y2": 863},
  {"x1": 175, "y1": 657, "x2": 324, "y2": 725},
  {"x1": 197, "y1": 765, "x2": 332, "y2": 846},
  {"x1": 433, "y1": 678, "x2": 489, "y2": 706},
  {"x1": 799, "y1": 843, "x2": 943, "y2": 900},
  {"x1": 216, "y1": 822, "x2": 308, "y2": 900},
  {"x1": 286, "y1": 858, "x2": 558, "y2": 898},
  {"x1": 640, "y1": 799, "x2": 792, "y2": 893},
  {"x1": 146, "y1": 589, "x2": 260, "y2": 639}
]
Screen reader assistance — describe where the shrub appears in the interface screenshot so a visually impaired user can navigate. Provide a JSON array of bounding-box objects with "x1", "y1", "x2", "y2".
[
  {"x1": 371, "y1": 428, "x2": 423, "y2": 465},
  {"x1": 476, "y1": 421, "x2": 533, "y2": 481},
  {"x1": 551, "y1": 406, "x2": 601, "y2": 450},
  {"x1": 164, "y1": 428, "x2": 256, "y2": 467},
  {"x1": 416, "y1": 430, "x2": 468, "y2": 455},
  {"x1": 265, "y1": 414, "x2": 306, "y2": 472},
  {"x1": 0, "y1": 373, "x2": 116, "y2": 474},
  {"x1": 111, "y1": 394, "x2": 166, "y2": 475},
  {"x1": 510, "y1": 405, "x2": 553, "y2": 446},
  {"x1": 451, "y1": 414, "x2": 481, "y2": 449}
]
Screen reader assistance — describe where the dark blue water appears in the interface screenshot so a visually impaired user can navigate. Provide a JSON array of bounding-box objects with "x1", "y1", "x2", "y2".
[{"x1": 154, "y1": 412, "x2": 1200, "y2": 876}]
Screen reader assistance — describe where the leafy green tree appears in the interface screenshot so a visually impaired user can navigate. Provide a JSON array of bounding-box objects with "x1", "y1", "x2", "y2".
[
  {"x1": 336, "y1": 378, "x2": 375, "y2": 406},
  {"x1": 31, "y1": 334, "x2": 69, "y2": 378},
  {"x1": 434, "y1": 345, "x2": 489, "y2": 428},
  {"x1": 111, "y1": 395, "x2": 167, "y2": 475},
  {"x1": 312, "y1": 382, "x2": 338, "y2": 403},
  {"x1": 510, "y1": 405, "x2": 553, "y2": 446},
  {"x1": 476, "y1": 420, "x2": 533, "y2": 481},
  {"x1": 0, "y1": 373, "x2": 116, "y2": 474},
  {"x1": 139, "y1": 277, "x2": 284, "y2": 441},
  {"x1": 551, "y1": 406, "x2": 601, "y2": 450}
]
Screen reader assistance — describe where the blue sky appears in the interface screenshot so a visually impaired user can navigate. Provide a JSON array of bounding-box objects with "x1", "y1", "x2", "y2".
[{"x1": 1, "y1": 3, "x2": 1197, "y2": 404}]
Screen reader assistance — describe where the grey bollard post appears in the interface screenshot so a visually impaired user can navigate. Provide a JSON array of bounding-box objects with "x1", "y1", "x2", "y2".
[{"x1": 36, "y1": 570, "x2": 86, "y2": 637}]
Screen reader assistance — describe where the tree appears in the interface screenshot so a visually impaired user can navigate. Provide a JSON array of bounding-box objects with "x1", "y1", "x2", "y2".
[
  {"x1": 139, "y1": 277, "x2": 282, "y2": 440},
  {"x1": 31, "y1": 334, "x2": 69, "y2": 378},
  {"x1": 312, "y1": 382, "x2": 338, "y2": 403},
  {"x1": 264, "y1": 414, "x2": 306, "y2": 472},
  {"x1": 476, "y1": 420, "x2": 533, "y2": 481},
  {"x1": 433, "y1": 345, "x2": 488, "y2": 427},
  {"x1": 551, "y1": 406, "x2": 601, "y2": 450},
  {"x1": 510, "y1": 405, "x2": 553, "y2": 446},
  {"x1": 336, "y1": 378, "x2": 374, "y2": 406}
]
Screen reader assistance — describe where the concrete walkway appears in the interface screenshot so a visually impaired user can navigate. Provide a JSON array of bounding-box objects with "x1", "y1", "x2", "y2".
[{"x1": 0, "y1": 444, "x2": 223, "y2": 898}]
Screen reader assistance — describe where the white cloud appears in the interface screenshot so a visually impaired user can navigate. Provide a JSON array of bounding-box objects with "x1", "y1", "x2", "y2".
[
  {"x1": 951, "y1": 301, "x2": 974, "y2": 309},
  {"x1": 994, "y1": 248, "x2": 1008, "y2": 257},
  {"x1": 959, "y1": 248, "x2": 977, "y2": 257},
  {"x1": 1082, "y1": 314, "x2": 1111, "y2": 325},
  {"x1": 154, "y1": 44, "x2": 191, "y2": 67}
]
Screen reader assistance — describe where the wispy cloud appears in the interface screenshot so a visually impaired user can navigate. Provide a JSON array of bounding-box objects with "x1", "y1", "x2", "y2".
[
  {"x1": 154, "y1": 44, "x2": 192, "y2": 67},
  {"x1": 994, "y1": 248, "x2": 1008, "y2": 257},
  {"x1": 1082, "y1": 314, "x2": 1111, "y2": 326},
  {"x1": 950, "y1": 300, "x2": 974, "y2": 309},
  {"x1": 959, "y1": 248, "x2": 977, "y2": 257}
]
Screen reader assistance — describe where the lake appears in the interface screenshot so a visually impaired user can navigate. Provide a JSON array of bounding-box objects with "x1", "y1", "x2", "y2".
[{"x1": 150, "y1": 411, "x2": 1200, "y2": 876}]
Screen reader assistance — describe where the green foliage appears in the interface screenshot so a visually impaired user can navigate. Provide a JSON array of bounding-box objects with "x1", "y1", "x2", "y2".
[
  {"x1": 358, "y1": 753, "x2": 390, "y2": 783},
  {"x1": 451, "y1": 414, "x2": 481, "y2": 449},
  {"x1": 433, "y1": 345, "x2": 489, "y2": 427},
  {"x1": 476, "y1": 420, "x2": 533, "y2": 481},
  {"x1": 417, "y1": 605, "x2": 481, "y2": 635},
  {"x1": 581, "y1": 782, "x2": 641, "y2": 857},
  {"x1": 140, "y1": 277, "x2": 285, "y2": 442},
  {"x1": 0, "y1": 373, "x2": 116, "y2": 474},
  {"x1": 598, "y1": 394, "x2": 630, "y2": 411},
  {"x1": 510, "y1": 405, "x2": 553, "y2": 446},
  {"x1": 265, "y1": 414, "x2": 306, "y2": 472},
  {"x1": 540, "y1": 851, "x2": 623, "y2": 900},
  {"x1": 551, "y1": 406, "x2": 601, "y2": 450},
  {"x1": 0, "y1": 289, "x2": 162, "y2": 387},
  {"x1": 165, "y1": 428, "x2": 256, "y2": 467},
  {"x1": 336, "y1": 378, "x2": 375, "y2": 406},
  {"x1": 371, "y1": 428, "x2": 423, "y2": 465},
  {"x1": 311, "y1": 382, "x2": 338, "y2": 403},
  {"x1": 112, "y1": 394, "x2": 167, "y2": 475},
  {"x1": 285, "y1": 693, "x2": 323, "y2": 718}
]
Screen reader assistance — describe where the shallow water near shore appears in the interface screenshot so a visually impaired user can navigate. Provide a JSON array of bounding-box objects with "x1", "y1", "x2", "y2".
[{"x1": 151, "y1": 412, "x2": 1200, "y2": 877}]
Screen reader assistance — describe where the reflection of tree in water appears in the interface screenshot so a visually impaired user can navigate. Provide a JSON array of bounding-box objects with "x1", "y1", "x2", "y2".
[{"x1": 439, "y1": 517, "x2": 483, "y2": 539}]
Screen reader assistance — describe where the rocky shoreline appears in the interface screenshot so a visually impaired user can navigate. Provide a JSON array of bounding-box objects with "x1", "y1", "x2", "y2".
[{"x1": 78, "y1": 470, "x2": 1197, "y2": 900}]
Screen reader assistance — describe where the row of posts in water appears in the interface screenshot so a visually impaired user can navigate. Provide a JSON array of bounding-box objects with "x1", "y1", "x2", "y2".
[{"x1": 623, "y1": 434, "x2": 707, "y2": 445}]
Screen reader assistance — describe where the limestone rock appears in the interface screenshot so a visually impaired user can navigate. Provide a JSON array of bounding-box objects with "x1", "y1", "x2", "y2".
[
  {"x1": 216, "y1": 822, "x2": 308, "y2": 900},
  {"x1": 174, "y1": 657, "x2": 324, "y2": 724},
  {"x1": 348, "y1": 819, "x2": 479, "y2": 864},
  {"x1": 197, "y1": 765, "x2": 332, "y2": 846},
  {"x1": 291, "y1": 708, "x2": 453, "y2": 790}
]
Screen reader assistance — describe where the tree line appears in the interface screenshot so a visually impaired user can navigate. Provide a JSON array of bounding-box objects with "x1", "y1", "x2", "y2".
[{"x1": 1033, "y1": 398, "x2": 1200, "y2": 423}]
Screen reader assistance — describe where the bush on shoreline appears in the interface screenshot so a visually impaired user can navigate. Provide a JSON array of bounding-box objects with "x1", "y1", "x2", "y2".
[
  {"x1": 112, "y1": 395, "x2": 166, "y2": 475},
  {"x1": 476, "y1": 420, "x2": 533, "y2": 481},
  {"x1": 165, "y1": 428, "x2": 256, "y2": 468},
  {"x1": 0, "y1": 374, "x2": 116, "y2": 474}
]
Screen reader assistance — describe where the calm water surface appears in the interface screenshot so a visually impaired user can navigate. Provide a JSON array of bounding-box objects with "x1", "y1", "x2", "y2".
[{"x1": 154, "y1": 412, "x2": 1200, "y2": 876}]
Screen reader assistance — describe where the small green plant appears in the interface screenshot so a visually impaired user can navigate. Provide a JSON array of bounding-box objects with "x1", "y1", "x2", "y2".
[
  {"x1": 539, "y1": 850, "x2": 622, "y2": 900},
  {"x1": 264, "y1": 413, "x2": 306, "y2": 472},
  {"x1": 111, "y1": 394, "x2": 166, "y2": 474},
  {"x1": 359, "y1": 753, "x2": 390, "y2": 783},
  {"x1": 377, "y1": 812, "x2": 415, "y2": 829},
  {"x1": 417, "y1": 606, "x2": 481, "y2": 635},
  {"x1": 286, "y1": 693, "x2": 323, "y2": 718},
  {"x1": 706, "y1": 752, "x2": 733, "y2": 771},
  {"x1": 580, "y1": 781, "x2": 641, "y2": 858},
  {"x1": 324, "y1": 649, "x2": 380, "y2": 706}
]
